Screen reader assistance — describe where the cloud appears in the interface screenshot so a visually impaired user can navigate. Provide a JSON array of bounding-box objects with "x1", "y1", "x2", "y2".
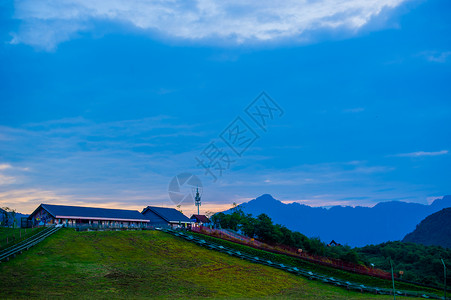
[
  {"x1": 0, "y1": 116, "x2": 214, "y2": 213},
  {"x1": 0, "y1": 163, "x2": 31, "y2": 185},
  {"x1": 0, "y1": 164, "x2": 13, "y2": 170},
  {"x1": 343, "y1": 107, "x2": 365, "y2": 113},
  {"x1": 11, "y1": 0, "x2": 409, "y2": 50},
  {"x1": 423, "y1": 51, "x2": 451, "y2": 63},
  {"x1": 426, "y1": 195, "x2": 442, "y2": 205},
  {"x1": 0, "y1": 174, "x2": 16, "y2": 185},
  {"x1": 0, "y1": 117, "x2": 437, "y2": 214},
  {"x1": 393, "y1": 150, "x2": 449, "y2": 157}
]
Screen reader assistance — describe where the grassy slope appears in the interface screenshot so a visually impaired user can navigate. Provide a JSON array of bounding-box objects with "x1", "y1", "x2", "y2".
[
  {"x1": 0, "y1": 229, "x2": 423, "y2": 299},
  {"x1": 0, "y1": 227, "x2": 45, "y2": 250},
  {"x1": 189, "y1": 232, "x2": 442, "y2": 295}
]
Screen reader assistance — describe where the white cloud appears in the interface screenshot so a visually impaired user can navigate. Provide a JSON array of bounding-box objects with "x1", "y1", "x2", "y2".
[
  {"x1": 0, "y1": 164, "x2": 13, "y2": 170},
  {"x1": 11, "y1": 0, "x2": 409, "y2": 50},
  {"x1": 424, "y1": 51, "x2": 451, "y2": 63},
  {"x1": 394, "y1": 150, "x2": 449, "y2": 157},
  {"x1": 0, "y1": 174, "x2": 16, "y2": 185},
  {"x1": 0, "y1": 163, "x2": 29, "y2": 185}
]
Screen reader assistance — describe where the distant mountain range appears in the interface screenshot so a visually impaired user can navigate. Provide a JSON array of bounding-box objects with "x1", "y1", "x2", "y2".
[
  {"x1": 403, "y1": 207, "x2": 451, "y2": 248},
  {"x1": 225, "y1": 194, "x2": 451, "y2": 247}
]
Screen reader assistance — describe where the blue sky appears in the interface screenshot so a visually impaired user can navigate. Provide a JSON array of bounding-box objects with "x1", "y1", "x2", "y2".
[{"x1": 0, "y1": 0, "x2": 450, "y2": 215}]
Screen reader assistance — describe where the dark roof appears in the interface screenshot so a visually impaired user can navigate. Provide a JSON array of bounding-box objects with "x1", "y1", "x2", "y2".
[
  {"x1": 142, "y1": 206, "x2": 191, "y2": 223},
  {"x1": 190, "y1": 214, "x2": 210, "y2": 223},
  {"x1": 30, "y1": 204, "x2": 149, "y2": 222}
]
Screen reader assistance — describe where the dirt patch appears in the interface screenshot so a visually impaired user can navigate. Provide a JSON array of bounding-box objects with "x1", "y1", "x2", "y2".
[{"x1": 104, "y1": 270, "x2": 140, "y2": 279}]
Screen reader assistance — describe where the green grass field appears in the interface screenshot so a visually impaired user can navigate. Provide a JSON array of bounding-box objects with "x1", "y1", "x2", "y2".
[
  {"x1": 188, "y1": 232, "x2": 443, "y2": 294},
  {"x1": 0, "y1": 227, "x2": 45, "y2": 250},
  {"x1": 0, "y1": 229, "x2": 428, "y2": 299}
]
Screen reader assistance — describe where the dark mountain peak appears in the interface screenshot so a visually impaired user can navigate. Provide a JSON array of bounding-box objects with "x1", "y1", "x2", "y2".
[
  {"x1": 431, "y1": 195, "x2": 451, "y2": 209},
  {"x1": 255, "y1": 194, "x2": 278, "y2": 202},
  {"x1": 373, "y1": 200, "x2": 426, "y2": 211},
  {"x1": 229, "y1": 194, "x2": 283, "y2": 214},
  {"x1": 373, "y1": 200, "x2": 406, "y2": 208},
  {"x1": 247, "y1": 194, "x2": 281, "y2": 206},
  {"x1": 403, "y1": 207, "x2": 451, "y2": 248}
]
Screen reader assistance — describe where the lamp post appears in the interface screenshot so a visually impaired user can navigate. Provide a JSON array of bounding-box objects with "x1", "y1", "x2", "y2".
[
  {"x1": 390, "y1": 259, "x2": 396, "y2": 300},
  {"x1": 442, "y1": 259, "x2": 447, "y2": 300}
]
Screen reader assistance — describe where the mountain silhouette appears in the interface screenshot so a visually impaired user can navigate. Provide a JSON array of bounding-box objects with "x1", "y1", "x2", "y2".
[
  {"x1": 403, "y1": 207, "x2": 451, "y2": 248},
  {"x1": 225, "y1": 194, "x2": 451, "y2": 247}
]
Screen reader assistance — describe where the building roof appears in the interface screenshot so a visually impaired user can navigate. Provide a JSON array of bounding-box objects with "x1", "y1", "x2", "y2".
[
  {"x1": 29, "y1": 204, "x2": 150, "y2": 222},
  {"x1": 142, "y1": 206, "x2": 191, "y2": 223},
  {"x1": 190, "y1": 214, "x2": 210, "y2": 223}
]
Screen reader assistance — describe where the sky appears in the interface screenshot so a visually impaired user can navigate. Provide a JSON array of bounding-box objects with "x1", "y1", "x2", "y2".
[{"x1": 0, "y1": 0, "x2": 450, "y2": 216}]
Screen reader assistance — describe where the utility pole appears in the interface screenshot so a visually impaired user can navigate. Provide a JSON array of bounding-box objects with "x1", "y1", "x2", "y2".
[
  {"x1": 390, "y1": 259, "x2": 396, "y2": 300},
  {"x1": 442, "y1": 259, "x2": 447, "y2": 300}
]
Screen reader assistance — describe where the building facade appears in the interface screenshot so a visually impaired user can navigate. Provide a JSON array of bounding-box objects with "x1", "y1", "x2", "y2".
[
  {"x1": 190, "y1": 214, "x2": 211, "y2": 227},
  {"x1": 28, "y1": 204, "x2": 150, "y2": 229},
  {"x1": 141, "y1": 206, "x2": 192, "y2": 228}
]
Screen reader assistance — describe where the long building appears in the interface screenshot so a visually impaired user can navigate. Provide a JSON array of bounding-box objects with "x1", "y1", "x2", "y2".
[{"x1": 28, "y1": 204, "x2": 150, "y2": 228}]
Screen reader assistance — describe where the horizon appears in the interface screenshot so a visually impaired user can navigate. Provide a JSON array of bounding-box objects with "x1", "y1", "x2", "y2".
[
  {"x1": 11, "y1": 194, "x2": 449, "y2": 216},
  {"x1": 1, "y1": 0, "x2": 450, "y2": 217}
]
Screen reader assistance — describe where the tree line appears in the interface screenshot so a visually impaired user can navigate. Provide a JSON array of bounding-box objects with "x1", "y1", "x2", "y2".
[
  {"x1": 211, "y1": 206, "x2": 359, "y2": 263},
  {"x1": 358, "y1": 241, "x2": 451, "y2": 287}
]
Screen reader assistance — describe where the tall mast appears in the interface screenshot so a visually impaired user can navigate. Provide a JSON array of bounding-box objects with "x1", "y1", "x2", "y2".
[{"x1": 194, "y1": 187, "x2": 201, "y2": 215}]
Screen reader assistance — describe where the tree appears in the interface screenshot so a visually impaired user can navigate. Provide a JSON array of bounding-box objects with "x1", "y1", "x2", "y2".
[
  {"x1": 240, "y1": 214, "x2": 256, "y2": 238},
  {"x1": 255, "y1": 214, "x2": 280, "y2": 244},
  {"x1": 0, "y1": 208, "x2": 7, "y2": 226},
  {"x1": 292, "y1": 231, "x2": 310, "y2": 250},
  {"x1": 0, "y1": 207, "x2": 16, "y2": 227},
  {"x1": 205, "y1": 211, "x2": 215, "y2": 218},
  {"x1": 308, "y1": 237, "x2": 326, "y2": 256},
  {"x1": 278, "y1": 225, "x2": 295, "y2": 246},
  {"x1": 211, "y1": 212, "x2": 226, "y2": 228},
  {"x1": 340, "y1": 248, "x2": 359, "y2": 264}
]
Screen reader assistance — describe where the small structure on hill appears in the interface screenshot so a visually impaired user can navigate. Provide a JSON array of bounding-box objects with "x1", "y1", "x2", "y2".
[
  {"x1": 27, "y1": 204, "x2": 150, "y2": 229},
  {"x1": 327, "y1": 240, "x2": 342, "y2": 247},
  {"x1": 141, "y1": 206, "x2": 191, "y2": 228},
  {"x1": 190, "y1": 214, "x2": 211, "y2": 227}
]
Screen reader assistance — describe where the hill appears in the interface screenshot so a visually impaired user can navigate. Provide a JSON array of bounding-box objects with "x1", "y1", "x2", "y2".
[
  {"x1": 403, "y1": 208, "x2": 451, "y2": 248},
  {"x1": 0, "y1": 228, "x2": 425, "y2": 299},
  {"x1": 225, "y1": 194, "x2": 451, "y2": 247},
  {"x1": 358, "y1": 241, "x2": 451, "y2": 286}
]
